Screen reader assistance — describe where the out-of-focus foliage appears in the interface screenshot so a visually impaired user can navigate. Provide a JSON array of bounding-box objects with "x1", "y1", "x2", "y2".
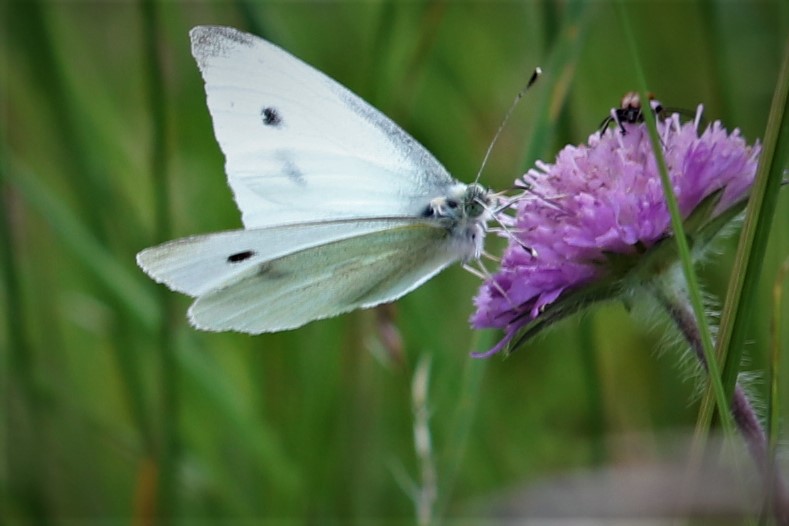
[{"x1": 2, "y1": 1, "x2": 787, "y2": 522}]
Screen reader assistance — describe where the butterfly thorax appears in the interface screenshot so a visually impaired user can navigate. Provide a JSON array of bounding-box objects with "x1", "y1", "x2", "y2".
[{"x1": 426, "y1": 183, "x2": 492, "y2": 262}]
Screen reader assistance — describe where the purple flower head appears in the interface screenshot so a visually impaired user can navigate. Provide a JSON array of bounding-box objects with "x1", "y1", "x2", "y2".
[{"x1": 472, "y1": 107, "x2": 761, "y2": 357}]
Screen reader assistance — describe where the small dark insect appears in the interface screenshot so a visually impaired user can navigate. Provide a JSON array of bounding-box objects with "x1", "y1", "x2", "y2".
[
  {"x1": 599, "y1": 91, "x2": 664, "y2": 135},
  {"x1": 227, "y1": 250, "x2": 256, "y2": 263}
]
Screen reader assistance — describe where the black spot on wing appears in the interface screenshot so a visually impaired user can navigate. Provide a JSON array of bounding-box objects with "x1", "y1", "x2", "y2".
[
  {"x1": 261, "y1": 106, "x2": 282, "y2": 127},
  {"x1": 283, "y1": 159, "x2": 305, "y2": 186},
  {"x1": 227, "y1": 250, "x2": 256, "y2": 263},
  {"x1": 275, "y1": 150, "x2": 306, "y2": 186}
]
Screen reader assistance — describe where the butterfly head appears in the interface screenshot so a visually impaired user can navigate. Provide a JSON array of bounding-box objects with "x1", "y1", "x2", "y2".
[
  {"x1": 427, "y1": 183, "x2": 492, "y2": 222},
  {"x1": 426, "y1": 183, "x2": 493, "y2": 262}
]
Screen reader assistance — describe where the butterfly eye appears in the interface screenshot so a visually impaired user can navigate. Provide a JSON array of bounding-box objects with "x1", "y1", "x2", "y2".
[{"x1": 467, "y1": 202, "x2": 483, "y2": 217}]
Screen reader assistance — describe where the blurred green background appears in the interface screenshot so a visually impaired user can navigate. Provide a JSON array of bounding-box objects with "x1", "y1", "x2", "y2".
[{"x1": 2, "y1": 0, "x2": 788, "y2": 523}]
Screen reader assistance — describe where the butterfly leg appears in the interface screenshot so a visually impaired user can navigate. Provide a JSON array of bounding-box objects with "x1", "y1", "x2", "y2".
[{"x1": 463, "y1": 260, "x2": 514, "y2": 307}]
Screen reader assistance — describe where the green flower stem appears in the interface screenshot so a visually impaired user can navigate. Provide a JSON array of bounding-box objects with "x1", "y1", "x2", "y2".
[
  {"x1": 616, "y1": 0, "x2": 732, "y2": 435},
  {"x1": 651, "y1": 280, "x2": 789, "y2": 523}
]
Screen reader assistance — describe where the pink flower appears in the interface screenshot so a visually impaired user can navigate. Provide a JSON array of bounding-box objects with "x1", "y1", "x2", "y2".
[{"x1": 472, "y1": 108, "x2": 760, "y2": 357}]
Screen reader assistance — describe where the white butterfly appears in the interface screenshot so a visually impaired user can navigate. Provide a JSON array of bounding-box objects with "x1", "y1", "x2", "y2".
[{"x1": 137, "y1": 26, "x2": 494, "y2": 333}]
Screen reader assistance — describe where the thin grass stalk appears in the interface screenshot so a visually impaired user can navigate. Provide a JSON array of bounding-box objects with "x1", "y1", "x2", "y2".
[
  {"x1": 435, "y1": 330, "x2": 487, "y2": 524},
  {"x1": 1, "y1": 159, "x2": 50, "y2": 520},
  {"x1": 0, "y1": 7, "x2": 46, "y2": 517},
  {"x1": 7, "y1": 159, "x2": 157, "y2": 457},
  {"x1": 10, "y1": 0, "x2": 109, "y2": 240},
  {"x1": 577, "y1": 317, "x2": 607, "y2": 465},
  {"x1": 520, "y1": 0, "x2": 593, "y2": 169},
  {"x1": 697, "y1": 0, "x2": 727, "y2": 118},
  {"x1": 615, "y1": 0, "x2": 734, "y2": 434},
  {"x1": 718, "y1": 36, "x2": 789, "y2": 413},
  {"x1": 539, "y1": 0, "x2": 577, "y2": 152},
  {"x1": 140, "y1": 0, "x2": 178, "y2": 521},
  {"x1": 766, "y1": 258, "x2": 789, "y2": 520},
  {"x1": 173, "y1": 333, "x2": 302, "y2": 512},
  {"x1": 6, "y1": 160, "x2": 159, "y2": 329},
  {"x1": 369, "y1": 0, "x2": 398, "y2": 106},
  {"x1": 412, "y1": 357, "x2": 437, "y2": 526},
  {"x1": 694, "y1": 36, "x2": 789, "y2": 451},
  {"x1": 388, "y1": 1, "x2": 448, "y2": 123},
  {"x1": 235, "y1": 0, "x2": 276, "y2": 41},
  {"x1": 9, "y1": 0, "x2": 158, "y2": 464}
]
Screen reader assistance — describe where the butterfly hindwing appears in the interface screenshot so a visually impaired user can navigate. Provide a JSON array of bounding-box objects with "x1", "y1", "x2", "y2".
[
  {"x1": 185, "y1": 222, "x2": 457, "y2": 333},
  {"x1": 136, "y1": 219, "x2": 432, "y2": 297}
]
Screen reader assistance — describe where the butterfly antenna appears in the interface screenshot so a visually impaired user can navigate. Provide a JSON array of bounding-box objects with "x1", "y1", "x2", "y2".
[{"x1": 474, "y1": 67, "x2": 542, "y2": 186}]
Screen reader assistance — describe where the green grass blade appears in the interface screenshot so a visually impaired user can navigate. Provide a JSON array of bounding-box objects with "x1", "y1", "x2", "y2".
[
  {"x1": 140, "y1": 0, "x2": 178, "y2": 520},
  {"x1": 175, "y1": 334, "x2": 302, "y2": 506},
  {"x1": 5, "y1": 158, "x2": 160, "y2": 330},
  {"x1": 615, "y1": 0, "x2": 734, "y2": 435},
  {"x1": 7, "y1": 0, "x2": 159, "y2": 469},
  {"x1": 720, "y1": 37, "x2": 789, "y2": 403},
  {"x1": 521, "y1": 0, "x2": 595, "y2": 167},
  {"x1": 1, "y1": 144, "x2": 51, "y2": 523},
  {"x1": 9, "y1": 0, "x2": 109, "y2": 243},
  {"x1": 578, "y1": 317, "x2": 607, "y2": 465},
  {"x1": 767, "y1": 257, "x2": 789, "y2": 517},
  {"x1": 696, "y1": 37, "x2": 789, "y2": 437},
  {"x1": 435, "y1": 331, "x2": 488, "y2": 524}
]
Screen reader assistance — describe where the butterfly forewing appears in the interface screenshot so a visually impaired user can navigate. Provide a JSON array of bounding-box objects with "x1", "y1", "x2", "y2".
[{"x1": 190, "y1": 26, "x2": 457, "y2": 229}]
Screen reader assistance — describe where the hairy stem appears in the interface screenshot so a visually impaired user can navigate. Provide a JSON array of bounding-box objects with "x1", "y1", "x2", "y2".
[{"x1": 652, "y1": 281, "x2": 789, "y2": 523}]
